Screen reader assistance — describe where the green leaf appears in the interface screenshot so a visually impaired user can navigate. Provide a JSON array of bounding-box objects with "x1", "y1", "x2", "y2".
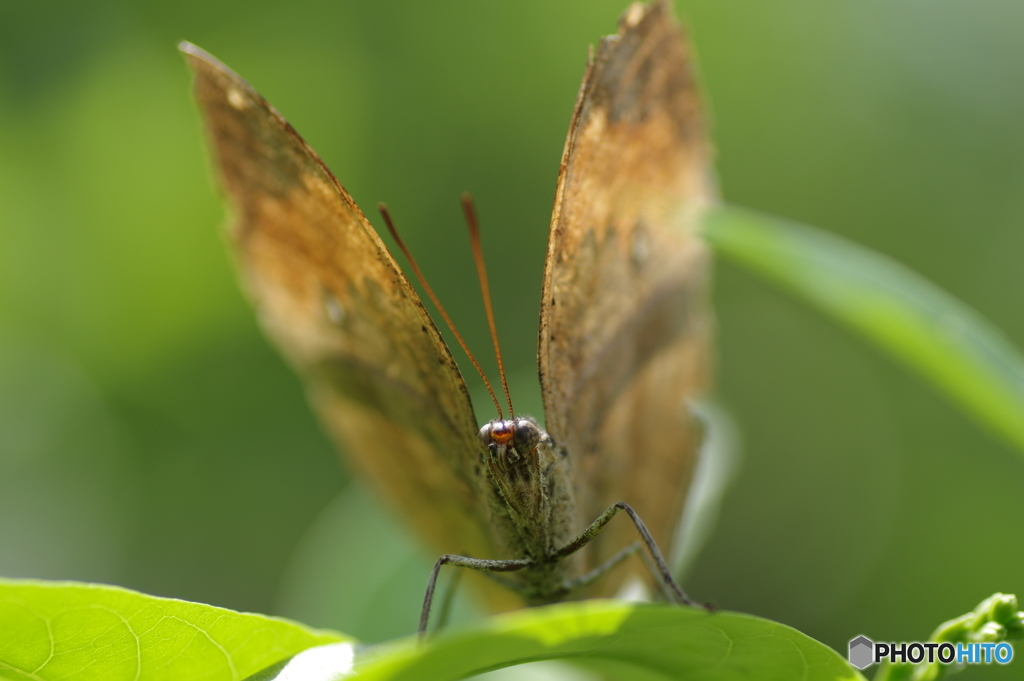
[
  {"x1": 0, "y1": 578, "x2": 348, "y2": 681},
  {"x1": 1, "y1": 582, "x2": 862, "y2": 680},
  {"x1": 344, "y1": 600, "x2": 864, "y2": 681},
  {"x1": 703, "y1": 205, "x2": 1024, "y2": 455}
]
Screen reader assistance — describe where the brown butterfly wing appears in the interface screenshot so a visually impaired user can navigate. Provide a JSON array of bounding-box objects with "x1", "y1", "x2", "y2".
[
  {"x1": 539, "y1": 1, "x2": 714, "y2": 593},
  {"x1": 180, "y1": 44, "x2": 520, "y2": 610}
]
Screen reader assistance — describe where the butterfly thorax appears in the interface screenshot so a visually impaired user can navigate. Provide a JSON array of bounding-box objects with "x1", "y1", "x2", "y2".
[{"x1": 477, "y1": 416, "x2": 577, "y2": 602}]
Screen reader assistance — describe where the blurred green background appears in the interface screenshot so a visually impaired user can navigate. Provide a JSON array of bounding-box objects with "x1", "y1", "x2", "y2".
[{"x1": 2, "y1": 0, "x2": 1022, "y2": 676}]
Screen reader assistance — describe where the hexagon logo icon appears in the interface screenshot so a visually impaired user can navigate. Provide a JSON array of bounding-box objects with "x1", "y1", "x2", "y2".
[{"x1": 848, "y1": 635, "x2": 874, "y2": 670}]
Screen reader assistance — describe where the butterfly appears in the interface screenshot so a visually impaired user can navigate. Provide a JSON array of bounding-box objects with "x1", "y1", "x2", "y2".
[{"x1": 181, "y1": 0, "x2": 713, "y2": 625}]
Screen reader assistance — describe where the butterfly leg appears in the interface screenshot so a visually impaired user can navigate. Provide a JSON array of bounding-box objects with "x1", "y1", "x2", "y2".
[
  {"x1": 430, "y1": 567, "x2": 463, "y2": 634},
  {"x1": 561, "y1": 540, "x2": 640, "y2": 592},
  {"x1": 433, "y1": 567, "x2": 533, "y2": 632},
  {"x1": 420, "y1": 553, "x2": 532, "y2": 638},
  {"x1": 562, "y1": 541, "x2": 679, "y2": 602},
  {"x1": 553, "y1": 501, "x2": 695, "y2": 606}
]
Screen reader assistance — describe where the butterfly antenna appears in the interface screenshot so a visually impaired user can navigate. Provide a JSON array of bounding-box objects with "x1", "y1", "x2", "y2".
[
  {"x1": 461, "y1": 193, "x2": 515, "y2": 418},
  {"x1": 379, "y1": 203, "x2": 504, "y2": 419}
]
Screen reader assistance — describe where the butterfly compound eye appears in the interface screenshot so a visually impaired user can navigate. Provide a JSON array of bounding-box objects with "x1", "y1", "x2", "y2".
[{"x1": 512, "y1": 418, "x2": 541, "y2": 454}]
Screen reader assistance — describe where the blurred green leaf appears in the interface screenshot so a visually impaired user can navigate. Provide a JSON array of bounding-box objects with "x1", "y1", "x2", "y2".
[
  {"x1": 704, "y1": 205, "x2": 1024, "y2": 455},
  {"x1": 0, "y1": 578, "x2": 346, "y2": 681},
  {"x1": 345, "y1": 600, "x2": 864, "y2": 681}
]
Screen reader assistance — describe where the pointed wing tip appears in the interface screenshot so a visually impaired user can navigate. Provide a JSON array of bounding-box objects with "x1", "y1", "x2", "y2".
[
  {"x1": 177, "y1": 40, "x2": 215, "y2": 70},
  {"x1": 177, "y1": 41, "x2": 249, "y2": 88},
  {"x1": 620, "y1": 0, "x2": 672, "y2": 31}
]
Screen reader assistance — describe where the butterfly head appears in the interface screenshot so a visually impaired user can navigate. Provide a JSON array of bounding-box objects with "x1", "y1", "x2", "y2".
[
  {"x1": 477, "y1": 415, "x2": 568, "y2": 558},
  {"x1": 478, "y1": 417, "x2": 545, "y2": 473}
]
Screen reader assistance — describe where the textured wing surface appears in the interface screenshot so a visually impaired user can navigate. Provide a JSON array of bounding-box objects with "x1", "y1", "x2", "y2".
[
  {"x1": 538, "y1": 1, "x2": 714, "y2": 592},
  {"x1": 180, "y1": 45, "x2": 515, "y2": 606}
]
